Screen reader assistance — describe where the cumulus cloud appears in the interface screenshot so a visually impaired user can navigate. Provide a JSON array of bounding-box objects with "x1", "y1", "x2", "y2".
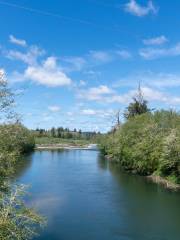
[
  {"x1": 143, "y1": 35, "x2": 168, "y2": 45},
  {"x1": 139, "y1": 42, "x2": 180, "y2": 59},
  {"x1": 78, "y1": 85, "x2": 113, "y2": 101},
  {"x1": 24, "y1": 57, "x2": 72, "y2": 87},
  {"x1": 5, "y1": 40, "x2": 72, "y2": 87},
  {"x1": 9, "y1": 35, "x2": 27, "y2": 47},
  {"x1": 124, "y1": 0, "x2": 157, "y2": 17}
]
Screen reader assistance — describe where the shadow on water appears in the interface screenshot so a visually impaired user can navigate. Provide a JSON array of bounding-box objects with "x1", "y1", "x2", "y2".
[
  {"x1": 13, "y1": 153, "x2": 33, "y2": 179},
  {"x1": 13, "y1": 149, "x2": 65, "y2": 179},
  {"x1": 97, "y1": 154, "x2": 180, "y2": 240}
]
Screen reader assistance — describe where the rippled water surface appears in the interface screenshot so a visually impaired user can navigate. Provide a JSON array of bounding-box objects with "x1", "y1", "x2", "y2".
[{"x1": 16, "y1": 150, "x2": 180, "y2": 240}]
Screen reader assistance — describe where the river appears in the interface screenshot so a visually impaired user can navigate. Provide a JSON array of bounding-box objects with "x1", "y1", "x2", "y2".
[{"x1": 15, "y1": 149, "x2": 180, "y2": 240}]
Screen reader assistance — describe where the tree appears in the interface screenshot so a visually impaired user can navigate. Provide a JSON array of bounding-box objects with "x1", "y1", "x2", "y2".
[
  {"x1": 111, "y1": 109, "x2": 121, "y2": 133},
  {"x1": 0, "y1": 70, "x2": 16, "y2": 121},
  {"x1": 124, "y1": 84, "x2": 150, "y2": 120},
  {"x1": 0, "y1": 70, "x2": 45, "y2": 239},
  {"x1": 57, "y1": 127, "x2": 62, "y2": 138},
  {"x1": 51, "y1": 127, "x2": 56, "y2": 137},
  {"x1": 0, "y1": 185, "x2": 46, "y2": 240}
]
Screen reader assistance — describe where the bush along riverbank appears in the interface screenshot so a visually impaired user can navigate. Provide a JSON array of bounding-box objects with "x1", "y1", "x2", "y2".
[
  {"x1": 0, "y1": 124, "x2": 46, "y2": 240},
  {"x1": 99, "y1": 88, "x2": 180, "y2": 189},
  {"x1": 0, "y1": 71, "x2": 45, "y2": 240},
  {"x1": 0, "y1": 124, "x2": 35, "y2": 183}
]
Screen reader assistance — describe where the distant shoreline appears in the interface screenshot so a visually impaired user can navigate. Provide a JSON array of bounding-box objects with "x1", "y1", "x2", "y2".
[{"x1": 35, "y1": 144, "x2": 98, "y2": 150}]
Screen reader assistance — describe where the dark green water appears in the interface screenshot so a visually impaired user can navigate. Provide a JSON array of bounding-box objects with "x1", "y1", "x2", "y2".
[{"x1": 16, "y1": 150, "x2": 180, "y2": 240}]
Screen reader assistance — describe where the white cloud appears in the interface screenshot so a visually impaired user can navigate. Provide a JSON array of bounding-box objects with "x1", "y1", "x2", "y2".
[
  {"x1": 150, "y1": 73, "x2": 180, "y2": 88},
  {"x1": 78, "y1": 81, "x2": 180, "y2": 106},
  {"x1": 44, "y1": 56, "x2": 57, "y2": 69},
  {"x1": 110, "y1": 87, "x2": 180, "y2": 105},
  {"x1": 81, "y1": 109, "x2": 96, "y2": 115},
  {"x1": 81, "y1": 108, "x2": 116, "y2": 120},
  {"x1": 139, "y1": 42, "x2": 180, "y2": 59},
  {"x1": 141, "y1": 87, "x2": 180, "y2": 104},
  {"x1": 143, "y1": 36, "x2": 168, "y2": 45},
  {"x1": 6, "y1": 45, "x2": 45, "y2": 65},
  {"x1": 124, "y1": 0, "x2": 157, "y2": 17},
  {"x1": 24, "y1": 57, "x2": 72, "y2": 87},
  {"x1": 78, "y1": 85, "x2": 113, "y2": 101},
  {"x1": 48, "y1": 105, "x2": 61, "y2": 112},
  {"x1": 9, "y1": 35, "x2": 27, "y2": 47},
  {"x1": 5, "y1": 41, "x2": 72, "y2": 87}
]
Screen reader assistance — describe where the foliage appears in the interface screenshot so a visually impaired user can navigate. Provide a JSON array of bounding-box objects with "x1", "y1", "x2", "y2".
[
  {"x1": 0, "y1": 72, "x2": 44, "y2": 240},
  {"x1": 0, "y1": 70, "x2": 16, "y2": 121},
  {"x1": 100, "y1": 110, "x2": 180, "y2": 184},
  {"x1": 0, "y1": 185, "x2": 45, "y2": 240},
  {"x1": 124, "y1": 85, "x2": 150, "y2": 119},
  {"x1": 0, "y1": 124, "x2": 35, "y2": 184},
  {"x1": 0, "y1": 124, "x2": 35, "y2": 154}
]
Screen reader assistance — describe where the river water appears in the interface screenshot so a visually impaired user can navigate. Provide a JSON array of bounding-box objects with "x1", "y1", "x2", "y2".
[{"x1": 15, "y1": 150, "x2": 180, "y2": 240}]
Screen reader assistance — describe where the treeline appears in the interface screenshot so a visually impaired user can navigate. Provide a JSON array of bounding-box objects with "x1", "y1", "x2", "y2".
[
  {"x1": 35, "y1": 127, "x2": 101, "y2": 140},
  {"x1": 0, "y1": 72, "x2": 44, "y2": 240},
  {"x1": 100, "y1": 87, "x2": 180, "y2": 185}
]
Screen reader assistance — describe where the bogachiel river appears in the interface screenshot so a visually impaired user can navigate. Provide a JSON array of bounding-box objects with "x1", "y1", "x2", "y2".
[{"x1": 15, "y1": 149, "x2": 180, "y2": 240}]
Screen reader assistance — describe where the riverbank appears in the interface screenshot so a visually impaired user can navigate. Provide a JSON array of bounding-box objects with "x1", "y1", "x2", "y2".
[
  {"x1": 104, "y1": 155, "x2": 180, "y2": 191},
  {"x1": 147, "y1": 175, "x2": 180, "y2": 191},
  {"x1": 100, "y1": 111, "x2": 180, "y2": 188}
]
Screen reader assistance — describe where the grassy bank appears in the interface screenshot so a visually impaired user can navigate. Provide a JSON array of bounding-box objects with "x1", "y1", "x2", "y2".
[
  {"x1": 100, "y1": 110, "x2": 180, "y2": 186},
  {"x1": 35, "y1": 136, "x2": 92, "y2": 147}
]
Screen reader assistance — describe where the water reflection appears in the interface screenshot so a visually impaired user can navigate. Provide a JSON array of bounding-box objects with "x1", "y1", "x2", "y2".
[
  {"x1": 99, "y1": 155, "x2": 180, "y2": 240},
  {"x1": 97, "y1": 153, "x2": 109, "y2": 170},
  {"x1": 13, "y1": 153, "x2": 33, "y2": 179}
]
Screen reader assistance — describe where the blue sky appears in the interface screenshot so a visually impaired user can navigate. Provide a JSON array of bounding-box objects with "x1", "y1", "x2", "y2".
[{"x1": 0, "y1": 0, "x2": 180, "y2": 132}]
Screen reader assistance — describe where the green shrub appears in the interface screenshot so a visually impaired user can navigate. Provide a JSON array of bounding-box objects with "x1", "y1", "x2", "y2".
[
  {"x1": 100, "y1": 110, "x2": 180, "y2": 184},
  {"x1": 0, "y1": 124, "x2": 35, "y2": 183}
]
